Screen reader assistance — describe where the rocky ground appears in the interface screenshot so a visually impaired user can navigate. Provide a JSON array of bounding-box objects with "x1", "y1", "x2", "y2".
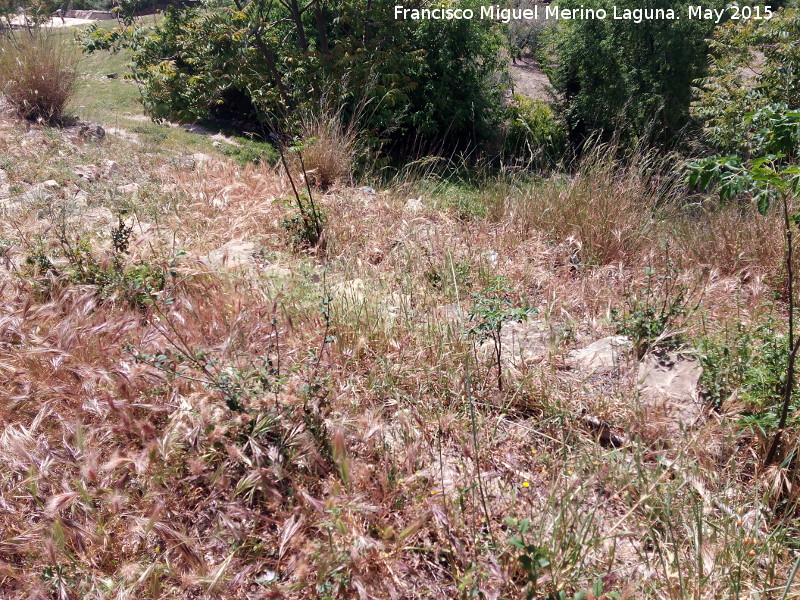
[{"x1": 0, "y1": 113, "x2": 796, "y2": 599}]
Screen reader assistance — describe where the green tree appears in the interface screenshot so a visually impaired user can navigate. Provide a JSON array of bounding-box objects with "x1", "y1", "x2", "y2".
[
  {"x1": 81, "y1": 0, "x2": 507, "y2": 150},
  {"x1": 692, "y1": 7, "x2": 800, "y2": 156},
  {"x1": 548, "y1": 0, "x2": 718, "y2": 148}
]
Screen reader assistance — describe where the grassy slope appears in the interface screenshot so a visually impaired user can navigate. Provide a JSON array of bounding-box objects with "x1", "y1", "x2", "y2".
[
  {"x1": 70, "y1": 22, "x2": 276, "y2": 161},
  {"x1": 0, "y1": 31, "x2": 798, "y2": 600}
]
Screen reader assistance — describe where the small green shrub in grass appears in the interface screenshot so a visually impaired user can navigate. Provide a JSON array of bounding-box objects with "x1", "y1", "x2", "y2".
[
  {"x1": 0, "y1": 30, "x2": 80, "y2": 124},
  {"x1": 504, "y1": 94, "x2": 566, "y2": 170},
  {"x1": 24, "y1": 215, "x2": 170, "y2": 310},
  {"x1": 611, "y1": 261, "x2": 690, "y2": 359},
  {"x1": 468, "y1": 276, "x2": 535, "y2": 391},
  {"x1": 699, "y1": 318, "x2": 798, "y2": 436}
]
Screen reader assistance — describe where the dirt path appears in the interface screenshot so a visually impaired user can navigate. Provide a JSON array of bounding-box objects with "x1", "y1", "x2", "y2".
[{"x1": 510, "y1": 57, "x2": 554, "y2": 103}]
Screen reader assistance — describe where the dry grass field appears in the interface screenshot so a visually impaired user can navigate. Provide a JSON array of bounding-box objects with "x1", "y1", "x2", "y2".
[{"x1": 0, "y1": 102, "x2": 798, "y2": 599}]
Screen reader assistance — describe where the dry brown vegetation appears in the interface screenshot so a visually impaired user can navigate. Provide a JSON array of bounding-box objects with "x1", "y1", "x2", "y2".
[
  {"x1": 0, "y1": 115, "x2": 798, "y2": 599},
  {"x1": 0, "y1": 30, "x2": 80, "y2": 123}
]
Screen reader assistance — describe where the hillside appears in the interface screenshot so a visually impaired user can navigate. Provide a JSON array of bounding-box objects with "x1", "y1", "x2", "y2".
[
  {"x1": 0, "y1": 100, "x2": 796, "y2": 598},
  {"x1": 0, "y1": 6, "x2": 800, "y2": 597}
]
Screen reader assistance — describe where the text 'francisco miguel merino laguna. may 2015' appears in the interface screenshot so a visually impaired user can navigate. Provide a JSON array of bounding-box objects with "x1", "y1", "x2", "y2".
[{"x1": 394, "y1": 4, "x2": 775, "y2": 24}]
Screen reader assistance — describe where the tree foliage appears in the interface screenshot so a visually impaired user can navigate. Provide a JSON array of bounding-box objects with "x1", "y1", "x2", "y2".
[
  {"x1": 547, "y1": 0, "x2": 718, "y2": 147},
  {"x1": 82, "y1": 0, "x2": 507, "y2": 149},
  {"x1": 692, "y1": 7, "x2": 800, "y2": 156},
  {"x1": 503, "y1": 94, "x2": 565, "y2": 169}
]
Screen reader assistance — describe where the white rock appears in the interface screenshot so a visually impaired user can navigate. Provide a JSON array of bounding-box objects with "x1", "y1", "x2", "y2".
[
  {"x1": 74, "y1": 190, "x2": 89, "y2": 207},
  {"x1": 0, "y1": 169, "x2": 9, "y2": 199},
  {"x1": 638, "y1": 352, "x2": 704, "y2": 434},
  {"x1": 484, "y1": 250, "x2": 499, "y2": 267},
  {"x1": 106, "y1": 127, "x2": 141, "y2": 144},
  {"x1": 117, "y1": 183, "x2": 140, "y2": 195},
  {"x1": 73, "y1": 164, "x2": 98, "y2": 182},
  {"x1": 332, "y1": 279, "x2": 366, "y2": 305},
  {"x1": 6, "y1": 188, "x2": 52, "y2": 210},
  {"x1": 0, "y1": 198, "x2": 22, "y2": 214},
  {"x1": 83, "y1": 206, "x2": 115, "y2": 225},
  {"x1": 206, "y1": 240, "x2": 256, "y2": 269},
  {"x1": 567, "y1": 336, "x2": 632, "y2": 376},
  {"x1": 477, "y1": 319, "x2": 549, "y2": 381},
  {"x1": 41, "y1": 179, "x2": 60, "y2": 189},
  {"x1": 210, "y1": 133, "x2": 240, "y2": 146},
  {"x1": 385, "y1": 292, "x2": 411, "y2": 319},
  {"x1": 103, "y1": 160, "x2": 121, "y2": 179},
  {"x1": 405, "y1": 197, "x2": 424, "y2": 212}
]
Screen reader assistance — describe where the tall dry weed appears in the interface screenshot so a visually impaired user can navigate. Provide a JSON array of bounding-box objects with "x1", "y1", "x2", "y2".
[
  {"x1": 505, "y1": 144, "x2": 676, "y2": 266},
  {"x1": 668, "y1": 200, "x2": 787, "y2": 284},
  {"x1": 0, "y1": 29, "x2": 80, "y2": 123},
  {"x1": 296, "y1": 103, "x2": 362, "y2": 190}
]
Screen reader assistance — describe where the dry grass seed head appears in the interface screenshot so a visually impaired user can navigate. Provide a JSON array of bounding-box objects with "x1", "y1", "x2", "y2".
[{"x1": 0, "y1": 30, "x2": 80, "y2": 123}]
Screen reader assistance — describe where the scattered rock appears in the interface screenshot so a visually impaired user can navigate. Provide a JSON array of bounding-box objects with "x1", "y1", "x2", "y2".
[
  {"x1": 83, "y1": 206, "x2": 115, "y2": 226},
  {"x1": 6, "y1": 188, "x2": 52, "y2": 210},
  {"x1": 102, "y1": 160, "x2": 120, "y2": 179},
  {"x1": 332, "y1": 279, "x2": 366, "y2": 305},
  {"x1": 73, "y1": 164, "x2": 98, "y2": 182},
  {"x1": 106, "y1": 128, "x2": 141, "y2": 144},
  {"x1": 478, "y1": 319, "x2": 551, "y2": 380},
  {"x1": 176, "y1": 153, "x2": 212, "y2": 169},
  {"x1": 117, "y1": 183, "x2": 140, "y2": 195},
  {"x1": 41, "y1": 179, "x2": 59, "y2": 189},
  {"x1": 385, "y1": 292, "x2": 411, "y2": 319},
  {"x1": 210, "y1": 132, "x2": 241, "y2": 146},
  {"x1": 567, "y1": 336, "x2": 632, "y2": 377},
  {"x1": 637, "y1": 352, "x2": 704, "y2": 434},
  {"x1": 360, "y1": 186, "x2": 377, "y2": 195},
  {"x1": 74, "y1": 190, "x2": 89, "y2": 207},
  {"x1": 405, "y1": 197, "x2": 424, "y2": 212},
  {"x1": 78, "y1": 123, "x2": 105, "y2": 140},
  {"x1": 206, "y1": 240, "x2": 256, "y2": 269},
  {"x1": 0, "y1": 198, "x2": 22, "y2": 214},
  {"x1": 0, "y1": 169, "x2": 9, "y2": 199}
]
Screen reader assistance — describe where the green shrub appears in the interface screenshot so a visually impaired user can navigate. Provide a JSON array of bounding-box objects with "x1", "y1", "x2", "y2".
[
  {"x1": 219, "y1": 142, "x2": 279, "y2": 166},
  {"x1": 468, "y1": 277, "x2": 535, "y2": 390},
  {"x1": 611, "y1": 262, "x2": 689, "y2": 358},
  {"x1": 692, "y1": 7, "x2": 800, "y2": 156},
  {"x1": 79, "y1": 0, "x2": 507, "y2": 151},
  {"x1": 24, "y1": 215, "x2": 171, "y2": 309},
  {"x1": 548, "y1": 0, "x2": 718, "y2": 147},
  {"x1": 0, "y1": 30, "x2": 80, "y2": 123},
  {"x1": 699, "y1": 318, "x2": 798, "y2": 435},
  {"x1": 503, "y1": 94, "x2": 565, "y2": 169},
  {"x1": 277, "y1": 192, "x2": 327, "y2": 250}
]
